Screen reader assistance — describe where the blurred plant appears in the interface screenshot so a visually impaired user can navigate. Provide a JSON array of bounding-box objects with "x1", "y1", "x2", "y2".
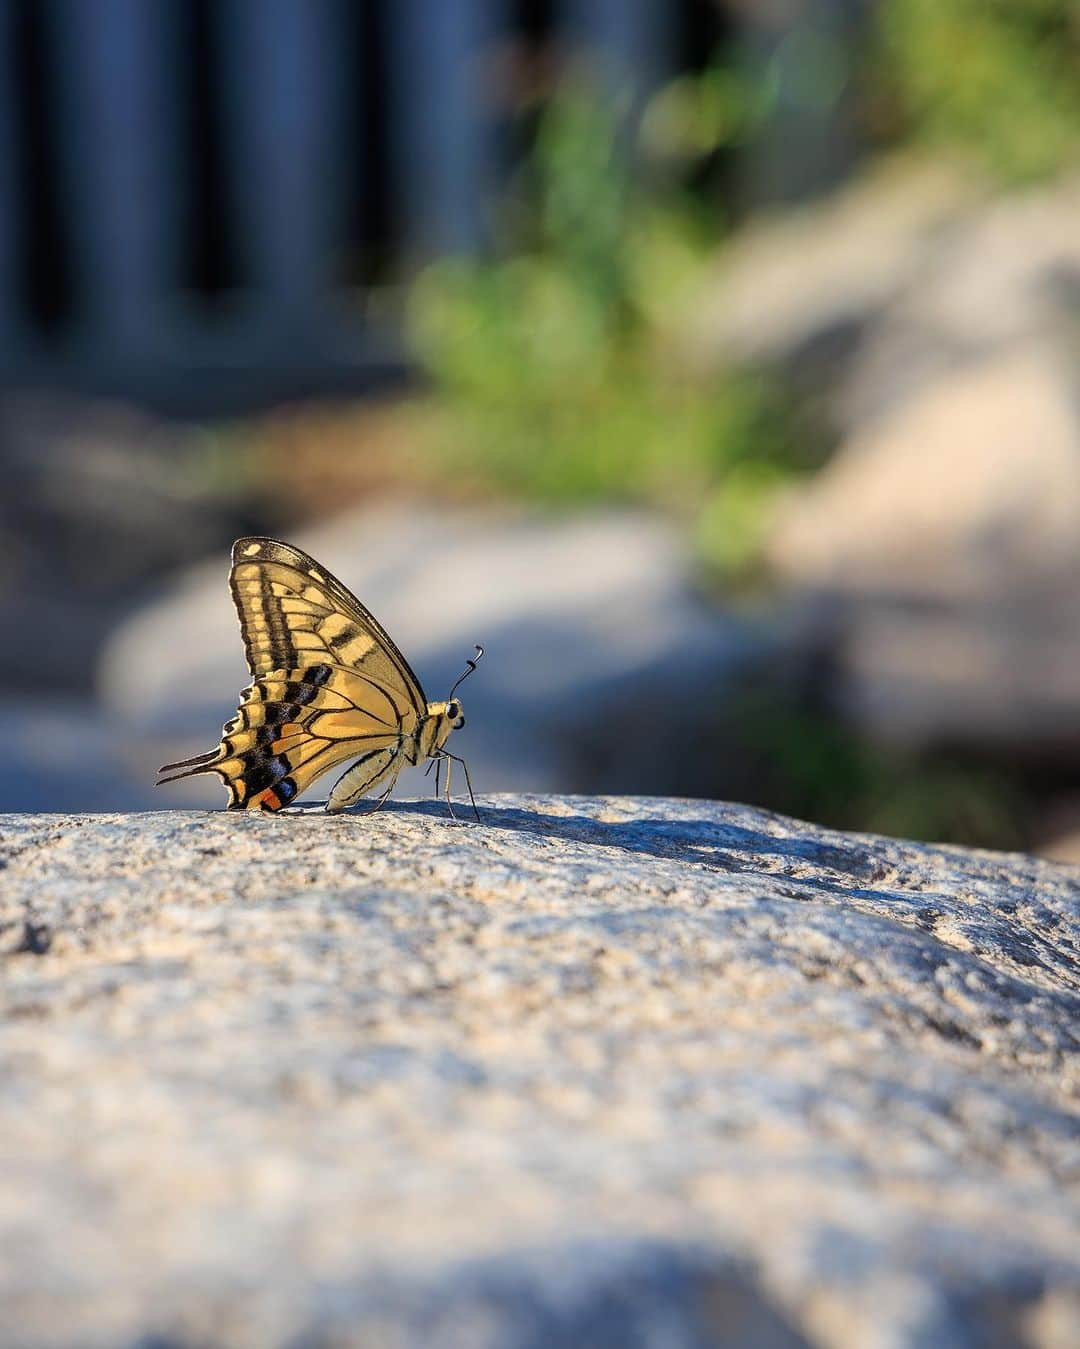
[
  {"x1": 875, "y1": 0, "x2": 1080, "y2": 182},
  {"x1": 408, "y1": 77, "x2": 813, "y2": 579}
]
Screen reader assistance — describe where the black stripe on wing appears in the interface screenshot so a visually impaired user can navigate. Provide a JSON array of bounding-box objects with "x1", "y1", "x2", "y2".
[
  {"x1": 156, "y1": 663, "x2": 333, "y2": 784},
  {"x1": 230, "y1": 536, "x2": 427, "y2": 711}
]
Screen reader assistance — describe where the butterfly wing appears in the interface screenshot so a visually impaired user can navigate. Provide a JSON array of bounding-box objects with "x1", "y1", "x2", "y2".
[
  {"x1": 157, "y1": 662, "x2": 416, "y2": 810},
  {"x1": 229, "y1": 536, "x2": 427, "y2": 713},
  {"x1": 157, "y1": 537, "x2": 431, "y2": 811}
]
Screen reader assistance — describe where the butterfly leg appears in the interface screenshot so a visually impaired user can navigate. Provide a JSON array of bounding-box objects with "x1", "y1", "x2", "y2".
[
  {"x1": 438, "y1": 752, "x2": 458, "y2": 821},
  {"x1": 439, "y1": 750, "x2": 480, "y2": 822},
  {"x1": 355, "y1": 780, "x2": 396, "y2": 816},
  {"x1": 424, "y1": 754, "x2": 443, "y2": 800}
]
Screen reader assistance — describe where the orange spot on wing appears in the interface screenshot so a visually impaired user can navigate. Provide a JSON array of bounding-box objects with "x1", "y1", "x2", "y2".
[{"x1": 252, "y1": 788, "x2": 282, "y2": 811}]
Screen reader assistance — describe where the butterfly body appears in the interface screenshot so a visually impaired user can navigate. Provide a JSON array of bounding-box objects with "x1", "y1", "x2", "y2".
[{"x1": 157, "y1": 538, "x2": 478, "y2": 816}]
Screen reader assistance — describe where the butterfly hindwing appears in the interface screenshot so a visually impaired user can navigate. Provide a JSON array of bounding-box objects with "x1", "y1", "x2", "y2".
[
  {"x1": 157, "y1": 662, "x2": 418, "y2": 811},
  {"x1": 229, "y1": 537, "x2": 427, "y2": 715}
]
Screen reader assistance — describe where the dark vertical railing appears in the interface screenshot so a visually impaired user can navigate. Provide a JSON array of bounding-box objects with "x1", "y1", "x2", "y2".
[
  {"x1": 565, "y1": 0, "x2": 674, "y2": 107},
  {"x1": 0, "y1": 0, "x2": 696, "y2": 397},
  {"x1": 219, "y1": 0, "x2": 346, "y2": 334},
  {"x1": 387, "y1": 0, "x2": 499, "y2": 263},
  {"x1": 0, "y1": 0, "x2": 20, "y2": 351},
  {"x1": 49, "y1": 0, "x2": 180, "y2": 352}
]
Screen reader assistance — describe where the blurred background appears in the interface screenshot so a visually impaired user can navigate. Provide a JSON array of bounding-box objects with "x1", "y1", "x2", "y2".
[{"x1": 2, "y1": 0, "x2": 1079, "y2": 855}]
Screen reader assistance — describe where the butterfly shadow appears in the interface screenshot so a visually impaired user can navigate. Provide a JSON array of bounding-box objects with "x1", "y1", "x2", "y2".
[
  {"x1": 327, "y1": 799, "x2": 1080, "y2": 1011},
  {"x1": 370, "y1": 796, "x2": 912, "y2": 907}
]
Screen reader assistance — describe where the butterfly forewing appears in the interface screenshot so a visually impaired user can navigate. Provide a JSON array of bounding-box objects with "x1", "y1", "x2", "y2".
[{"x1": 229, "y1": 537, "x2": 426, "y2": 713}]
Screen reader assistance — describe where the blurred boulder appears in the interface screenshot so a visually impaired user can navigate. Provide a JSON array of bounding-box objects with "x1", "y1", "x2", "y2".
[
  {"x1": 682, "y1": 159, "x2": 982, "y2": 406},
  {"x1": 686, "y1": 163, "x2": 1080, "y2": 435},
  {"x1": 768, "y1": 346, "x2": 1080, "y2": 601},
  {"x1": 99, "y1": 505, "x2": 817, "y2": 807},
  {"x1": 0, "y1": 393, "x2": 259, "y2": 692},
  {"x1": 691, "y1": 161, "x2": 1080, "y2": 762},
  {"x1": 1030, "y1": 794, "x2": 1080, "y2": 864},
  {"x1": 841, "y1": 175, "x2": 1080, "y2": 430},
  {"x1": 764, "y1": 346, "x2": 1080, "y2": 754}
]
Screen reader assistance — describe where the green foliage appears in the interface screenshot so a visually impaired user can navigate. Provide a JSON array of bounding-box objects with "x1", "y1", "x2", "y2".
[
  {"x1": 408, "y1": 85, "x2": 809, "y2": 577},
  {"x1": 876, "y1": 0, "x2": 1080, "y2": 182}
]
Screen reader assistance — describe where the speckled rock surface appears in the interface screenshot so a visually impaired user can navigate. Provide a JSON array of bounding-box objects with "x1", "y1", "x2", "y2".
[{"x1": 1, "y1": 796, "x2": 1077, "y2": 1348}]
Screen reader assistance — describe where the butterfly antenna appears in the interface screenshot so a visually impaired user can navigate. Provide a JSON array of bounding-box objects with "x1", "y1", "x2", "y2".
[{"x1": 448, "y1": 645, "x2": 484, "y2": 701}]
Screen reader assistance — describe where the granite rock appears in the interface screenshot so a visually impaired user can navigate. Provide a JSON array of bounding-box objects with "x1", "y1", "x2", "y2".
[
  {"x1": 685, "y1": 163, "x2": 1080, "y2": 436},
  {"x1": 678, "y1": 166, "x2": 1080, "y2": 770},
  {"x1": 767, "y1": 346, "x2": 1080, "y2": 603},
  {"x1": 1, "y1": 795, "x2": 1077, "y2": 1347},
  {"x1": 680, "y1": 159, "x2": 981, "y2": 405},
  {"x1": 762, "y1": 345, "x2": 1080, "y2": 757}
]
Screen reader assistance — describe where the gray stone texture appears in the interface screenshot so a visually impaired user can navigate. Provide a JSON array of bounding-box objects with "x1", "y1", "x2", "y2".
[{"x1": 1, "y1": 795, "x2": 1077, "y2": 1347}]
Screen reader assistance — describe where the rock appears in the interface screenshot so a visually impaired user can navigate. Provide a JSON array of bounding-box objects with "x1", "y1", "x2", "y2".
[
  {"x1": 767, "y1": 345, "x2": 1080, "y2": 600},
  {"x1": 0, "y1": 393, "x2": 260, "y2": 695},
  {"x1": 684, "y1": 164, "x2": 1080, "y2": 763},
  {"x1": 1, "y1": 796, "x2": 1076, "y2": 1347},
  {"x1": 840, "y1": 176, "x2": 1080, "y2": 431},
  {"x1": 685, "y1": 163, "x2": 1080, "y2": 436},
  {"x1": 681, "y1": 158, "x2": 982, "y2": 399},
  {"x1": 763, "y1": 347, "x2": 1080, "y2": 754},
  {"x1": 98, "y1": 505, "x2": 811, "y2": 809}
]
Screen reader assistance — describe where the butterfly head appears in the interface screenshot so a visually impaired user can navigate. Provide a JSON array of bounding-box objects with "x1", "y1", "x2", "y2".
[
  {"x1": 428, "y1": 695, "x2": 464, "y2": 731},
  {"x1": 420, "y1": 699, "x2": 465, "y2": 761},
  {"x1": 421, "y1": 645, "x2": 483, "y2": 754}
]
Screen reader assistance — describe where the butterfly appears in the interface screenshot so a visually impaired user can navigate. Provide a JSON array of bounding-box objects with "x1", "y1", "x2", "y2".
[{"x1": 157, "y1": 537, "x2": 482, "y2": 816}]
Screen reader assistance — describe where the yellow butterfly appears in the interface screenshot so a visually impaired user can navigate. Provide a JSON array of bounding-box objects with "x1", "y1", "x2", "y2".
[{"x1": 157, "y1": 537, "x2": 482, "y2": 816}]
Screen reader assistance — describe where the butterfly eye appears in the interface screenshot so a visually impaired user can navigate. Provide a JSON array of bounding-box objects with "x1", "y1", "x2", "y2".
[{"x1": 447, "y1": 701, "x2": 460, "y2": 720}]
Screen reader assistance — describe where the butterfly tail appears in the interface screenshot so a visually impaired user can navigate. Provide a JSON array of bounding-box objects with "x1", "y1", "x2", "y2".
[{"x1": 156, "y1": 748, "x2": 223, "y2": 785}]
